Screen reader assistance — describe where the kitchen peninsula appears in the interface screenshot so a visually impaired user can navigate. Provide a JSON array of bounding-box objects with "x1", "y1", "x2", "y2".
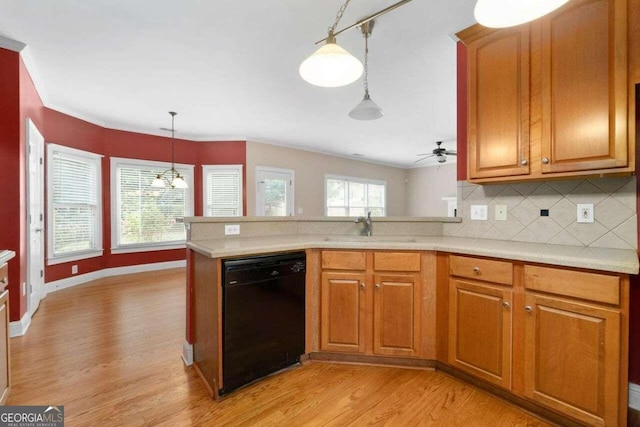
[{"x1": 185, "y1": 216, "x2": 637, "y2": 426}]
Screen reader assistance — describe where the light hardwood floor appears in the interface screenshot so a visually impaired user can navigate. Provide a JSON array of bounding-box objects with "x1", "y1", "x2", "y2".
[{"x1": 7, "y1": 269, "x2": 550, "y2": 426}]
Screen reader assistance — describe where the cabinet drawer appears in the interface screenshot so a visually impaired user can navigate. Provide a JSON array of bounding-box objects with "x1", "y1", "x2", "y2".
[
  {"x1": 373, "y1": 252, "x2": 420, "y2": 272},
  {"x1": 0, "y1": 264, "x2": 7, "y2": 291},
  {"x1": 449, "y1": 255, "x2": 513, "y2": 285},
  {"x1": 524, "y1": 265, "x2": 620, "y2": 305},
  {"x1": 321, "y1": 251, "x2": 366, "y2": 271}
]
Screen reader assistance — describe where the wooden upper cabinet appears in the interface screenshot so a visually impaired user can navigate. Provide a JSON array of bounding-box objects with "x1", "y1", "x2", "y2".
[
  {"x1": 466, "y1": 26, "x2": 530, "y2": 179},
  {"x1": 540, "y1": 0, "x2": 628, "y2": 173},
  {"x1": 458, "y1": 0, "x2": 632, "y2": 183}
]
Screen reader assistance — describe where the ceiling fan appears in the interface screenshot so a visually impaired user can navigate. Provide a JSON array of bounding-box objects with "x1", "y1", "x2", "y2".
[{"x1": 415, "y1": 141, "x2": 457, "y2": 164}]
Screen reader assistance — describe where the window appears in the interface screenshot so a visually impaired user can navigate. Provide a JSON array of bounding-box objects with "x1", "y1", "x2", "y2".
[
  {"x1": 47, "y1": 144, "x2": 103, "y2": 264},
  {"x1": 202, "y1": 165, "x2": 243, "y2": 216},
  {"x1": 325, "y1": 174, "x2": 386, "y2": 217},
  {"x1": 111, "y1": 158, "x2": 194, "y2": 252},
  {"x1": 256, "y1": 167, "x2": 294, "y2": 216}
]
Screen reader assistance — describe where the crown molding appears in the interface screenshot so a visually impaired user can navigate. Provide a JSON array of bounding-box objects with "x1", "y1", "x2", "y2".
[{"x1": 0, "y1": 35, "x2": 26, "y2": 52}]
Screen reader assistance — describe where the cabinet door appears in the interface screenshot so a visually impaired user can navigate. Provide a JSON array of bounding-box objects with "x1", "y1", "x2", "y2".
[
  {"x1": 320, "y1": 272, "x2": 366, "y2": 354},
  {"x1": 523, "y1": 293, "x2": 620, "y2": 426},
  {"x1": 0, "y1": 290, "x2": 9, "y2": 404},
  {"x1": 467, "y1": 26, "x2": 530, "y2": 179},
  {"x1": 372, "y1": 274, "x2": 421, "y2": 357},
  {"x1": 540, "y1": 0, "x2": 628, "y2": 173},
  {"x1": 448, "y1": 279, "x2": 512, "y2": 389}
]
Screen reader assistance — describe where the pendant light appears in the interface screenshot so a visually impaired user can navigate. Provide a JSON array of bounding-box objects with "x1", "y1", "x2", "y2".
[
  {"x1": 299, "y1": 0, "x2": 363, "y2": 87},
  {"x1": 349, "y1": 20, "x2": 383, "y2": 121},
  {"x1": 151, "y1": 112, "x2": 189, "y2": 189},
  {"x1": 474, "y1": 0, "x2": 569, "y2": 28}
]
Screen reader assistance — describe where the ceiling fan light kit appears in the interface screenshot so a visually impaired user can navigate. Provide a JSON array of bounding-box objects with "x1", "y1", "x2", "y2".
[{"x1": 474, "y1": 0, "x2": 570, "y2": 28}]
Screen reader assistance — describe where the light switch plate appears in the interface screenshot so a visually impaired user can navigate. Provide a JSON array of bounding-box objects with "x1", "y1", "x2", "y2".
[
  {"x1": 576, "y1": 204, "x2": 594, "y2": 223},
  {"x1": 470, "y1": 205, "x2": 488, "y2": 221},
  {"x1": 225, "y1": 224, "x2": 240, "y2": 235},
  {"x1": 495, "y1": 205, "x2": 508, "y2": 221}
]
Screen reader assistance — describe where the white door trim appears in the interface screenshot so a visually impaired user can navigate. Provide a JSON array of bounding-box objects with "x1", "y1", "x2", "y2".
[
  {"x1": 255, "y1": 166, "x2": 294, "y2": 216},
  {"x1": 26, "y1": 118, "x2": 45, "y2": 317}
]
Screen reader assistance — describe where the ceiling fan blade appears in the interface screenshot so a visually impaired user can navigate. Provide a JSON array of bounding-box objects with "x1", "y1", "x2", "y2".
[
  {"x1": 414, "y1": 154, "x2": 435, "y2": 163},
  {"x1": 445, "y1": 150, "x2": 457, "y2": 155}
]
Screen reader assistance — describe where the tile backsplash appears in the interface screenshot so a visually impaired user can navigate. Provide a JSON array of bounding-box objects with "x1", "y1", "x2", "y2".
[{"x1": 443, "y1": 177, "x2": 638, "y2": 250}]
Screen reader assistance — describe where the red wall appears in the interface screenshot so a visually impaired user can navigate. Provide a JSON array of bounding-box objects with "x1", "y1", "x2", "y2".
[
  {"x1": 0, "y1": 50, "x2": 246, "y2": 321},
  {"x1": 0, "y1": 49, "x2": 23, "y2": 320},
  {"x1": 43, "y1": 109, "x2": 246, "y2": 282},
  {"x1": 456, "y1": 42, "x2": 468, "y2": 182}
]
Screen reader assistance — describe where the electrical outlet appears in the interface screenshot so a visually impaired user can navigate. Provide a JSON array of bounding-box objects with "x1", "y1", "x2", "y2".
[
  {"x1": 577, "y1": 204, "x2": 594, "y2": 223},
  {"x1": 225, "y1": 224, "x2": 240, "y2": 235},
  {"x1": 470, "y1": 205, "x2": 488, "y2": 221},
  {"x1": 72, "y1": 265, "x2": 78, "y2": 274},
  {"x1": 495, "y1": 205, "x2": 507, "y2": 221}
]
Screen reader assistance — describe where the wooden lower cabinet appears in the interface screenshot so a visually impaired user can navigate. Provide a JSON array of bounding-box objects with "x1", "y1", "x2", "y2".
[
  {"x1": 320, "y1": 272, "x2": 366, "y2": 353},
  {"x1": 523, "y1": 292, "x2": 621, "y2": 426},
  {"x1": 448, "y1": 279, "x2": 512, "y2": 389},
  {"x1": 320, "y1": 251, "x2": 422, "y2": 358},
  {"x1": 373, "y1": 273, "x2": 421, "y2": 357}
]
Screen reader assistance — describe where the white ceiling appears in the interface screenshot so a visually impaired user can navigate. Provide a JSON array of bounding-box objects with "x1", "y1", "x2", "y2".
[{"x1": 0, "y1": 0, "x2": 476, "y2": 168}]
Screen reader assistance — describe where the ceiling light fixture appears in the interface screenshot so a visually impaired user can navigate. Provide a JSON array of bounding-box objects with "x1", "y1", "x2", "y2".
[
  {"x1": 151, "y1": 111, "x2": 189, "y2": 189},
  {"x1": 349, "y1": 20, "x2": 383, "y2": 121},
  {"x1": 300, "y1": 0, "x2": 412, "y2": 88},
  {"x1": 474, "y1": 0, "x2": 569, "y2": 28}
]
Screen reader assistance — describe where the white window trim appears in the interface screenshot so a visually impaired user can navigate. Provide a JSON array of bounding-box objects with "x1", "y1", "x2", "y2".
[
  {"x1": 324, "y1": 174, "x2": 387, "y2": 216},
  {"x1": 255, "y1": 166, "x2": 295, "y2": 216},
  {"x1": 202, "y1": 164, "x2": 244, "y2": 217},
  {"x1": 46, "y1": 143, "x2": 104, "y2": 265},
  {"x1": 110, "y1": 157, "x2": 194, "y2": 254}
]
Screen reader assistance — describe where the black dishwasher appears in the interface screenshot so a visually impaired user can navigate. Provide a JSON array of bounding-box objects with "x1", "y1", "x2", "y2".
[{"x1": 221, "y1": 251, "x2": 306, "y2": 395}]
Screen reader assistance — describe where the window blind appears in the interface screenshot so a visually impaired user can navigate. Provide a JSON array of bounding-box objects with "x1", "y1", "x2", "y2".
[
  {"x1": 48, "y1": 146, "x2": 102, "y2": 259},
  {"x1": 204, "y1": 166, "x2": 242, "y2": 216},
  {"x1": 116, "y1": 164, "x2": 190, "y2": 246}
]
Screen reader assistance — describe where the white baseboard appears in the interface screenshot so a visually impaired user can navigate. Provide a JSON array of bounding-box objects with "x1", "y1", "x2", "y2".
[
  {"x1": 44, "y1": 260, "x2": 186, "y2": 295},
  {"x1": 10, "y1": 311, "x2": 31, "y2": 337},
  {"x1": 630, "y1": 382, "x2": 640, "y2": 411},
  {"x1": 182, "y1": 341, "x2": 194, "y2": 366}
]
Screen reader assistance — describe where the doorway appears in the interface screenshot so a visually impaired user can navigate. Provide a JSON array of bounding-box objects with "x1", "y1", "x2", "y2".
[
  {"x1": 255, "y1": 167, "x2": 294, "y2": 216},
  {"x1": 26, "y1": 119, "x2": 45, "y2": 316}
]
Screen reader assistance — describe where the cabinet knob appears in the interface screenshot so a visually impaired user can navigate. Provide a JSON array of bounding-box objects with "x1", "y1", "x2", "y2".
[
  {"x1": 525, "y1": 305, "x2": 532, "y2": 312},
  {"x1": 503, "y1": 301, "x2": 510, "y2": 309},
  {"x1": 542, "y1": 157, "x2": 549, "y2": 164},
  {"x1": 360, "y1": 282, "x2": 365, "y2": 289},
  {"x1": 520, "y1": 159, "x2": 528, "y2": 166},
  {"x1": 0, "y1": 278, "x2": 5, "y2": 285},
  {"x1": 473, "y1": 267, "x2": 480, "y2": 274},
  {"x1": 375, "y1": 283, "x2": 381, "y2": 289}
]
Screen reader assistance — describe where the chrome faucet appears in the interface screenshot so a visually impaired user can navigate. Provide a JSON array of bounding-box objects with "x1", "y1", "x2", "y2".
[{"x1": 355, "y1": 211, "x2": 372, "y2": 236}]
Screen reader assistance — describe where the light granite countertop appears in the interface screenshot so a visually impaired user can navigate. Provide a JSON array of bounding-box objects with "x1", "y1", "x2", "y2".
[
  {"x1": 187, "y1": 235, "x2": 639, "y2": 275},
  {"x1": 0, "y1": 250, "x2": 15, "y2": 266}
]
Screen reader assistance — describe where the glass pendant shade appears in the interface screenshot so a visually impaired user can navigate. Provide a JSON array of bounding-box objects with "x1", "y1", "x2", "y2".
[
  {"x1": 171, "y1": 174, "x2": 188, "y2": 189},
  {"x1": 349, "y1": 92, "x2": 384, "y2": 120},
  {"x1": 474, "y1": 0, "x2": 569, "y2": 28},
  {"x1": 299, "y1": 39, "x2": 363, "y2": 88},
  {"x1": 151, "y1": 175, "x2": 166, "y2": 188}
]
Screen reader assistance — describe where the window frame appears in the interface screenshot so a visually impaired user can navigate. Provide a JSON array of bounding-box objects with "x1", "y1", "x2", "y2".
[
  {"x1": 202, "y1": 164, "x2": 244, "y2": 217},
  {"x1": 110, "y1": 157, "x2": 194, "y2": 254},
  {"x1": 324, "y1": 174, "x2": 387, "y2": 217},
  {"x1": 46, "y1": 143, "x2": 104, "y2": 265}
]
